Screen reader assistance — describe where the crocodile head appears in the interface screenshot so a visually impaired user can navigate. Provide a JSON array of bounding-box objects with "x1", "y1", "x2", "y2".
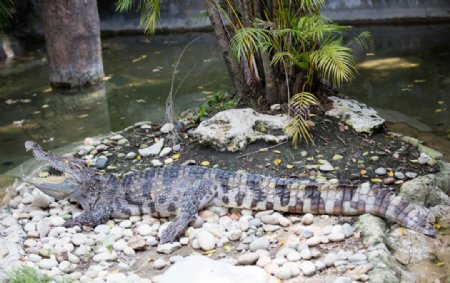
[{"x1": 24, "y1": 141, "x2": 95, "y2": 200}]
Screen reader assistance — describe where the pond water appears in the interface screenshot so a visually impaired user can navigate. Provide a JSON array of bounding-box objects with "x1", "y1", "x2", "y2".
[{"x1": 0, "y1": 24, "x2": 449, "y2": 175}]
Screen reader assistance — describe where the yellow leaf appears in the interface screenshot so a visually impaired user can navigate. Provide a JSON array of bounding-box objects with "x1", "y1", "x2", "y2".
[
  {"x1": 137, "y1": 155, "x2": 141, "y2": 161},
  {"x1": 132, "y1": 54, "x2": 147, "y2": 63},
  {"x1": 273, "y1": 159, "x2": 282, "y2": 166},
  {"x1": 78, "y1": 114, "x2": 88, "y2": 118},
  {"x1": 224, "y1": 245, "x2": 233, "y2": 251},
  {"x1": 435, "y1": 109, "x2": 443, "y2": 113},
  {"x1": 202, "y1": 249, "x2": 216, "y2": 255},
  {"x1": 259, "y1": 147, "x2": 269, "y2": 152},
  {"x1": 286, "y1": 164, "x2": 294, "y2": 169},
  {"x1": 399, "y1": 227, "x2": 406, "y2": 234},
  {"x1": 200, "y1": 161, "x2": 210, "y2": 166},
  {"x1": 360, "y1": 169, "x2": 367, "y2": 175},
  {"x1": 366, "y1": 52, "x2": 375, "y2": 56},
  {"x1": 172, "y1": 153, "x2": 180, "y2": 160},
  {"x1": 410, "y1": 159, "x2": 419, "y2": 163},
  {"x1": 273, "y1": 150, "x2": 282, "y2": 154},
  {"x1": 414, "y1": 79, "x2": 426, "y2": 83},
  {"x1": 39, "y1": 172, "x2": 49, "y2": 178},
  {"x1": 103, "y1": 75, "x2": 112, "y2": 81},
  {"x1": 371, "y1": 178, "x2": 382, "y2": 183},
  {"x1": 438, "y1": 100, "x2": 444, "y2": 105},
  {"x1": 436, "y1": 261, "x2": 445, "y2": 266},
  {"x1": 387, "y1": 171, "x2": 394, "y2": 177},
  {"x1": 145, "y1": 258, "x2": 154, "y2": 263},
  {"x1": 435, "y1": 223, "x2": 441, "y2": 229}
]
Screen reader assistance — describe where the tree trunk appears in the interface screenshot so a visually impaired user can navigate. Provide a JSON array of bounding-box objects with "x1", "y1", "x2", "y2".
[{"x1": 41, "y1": 0, "x2": 104, "y2": 89}]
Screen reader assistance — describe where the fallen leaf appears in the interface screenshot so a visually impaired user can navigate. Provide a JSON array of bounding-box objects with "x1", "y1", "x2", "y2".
[
  {"x1": 224, "y1": 245, "x2": 233, "y2": 251},
  {"x1": 132, "y1": 54, "x2": 147, "y2": 63},
  {"x1": 202, "y1": 249, "x2": 216, "y2": 255},
  {"x1": 387, "y1": 171, "x2": 394, "y2": 177},
  {"x1": 360, "y1": 169, "x2": 367, "y2": 175},
  {"x1": 286, "y1": 164, "x2": 294, "y2": 169},
  {"x1": 137, "y1": 155, "x2": 141, "y2": 161},
  {"x1": 305, "y1": 120, "x2": 315, "y2": 127},
  {"x1": 273, "y1": 150, "x2": 281, "y2": 154},
  {"x1": 414, "y1": 79, "x2": 426, "y2": 83},
  {"x1": 435, "y1": 223, "x2": 441, "y2": 229},
  {"x1": 78, "y1": 114, "x2": 88, "y2": 118},
  {"x1": 200, "y1": 161, "x2": 210, "y2": 166},
  {"x1": 273, "y1": 159, "x2": 282, "y2": 166},
  {"x1": 172, "y1": 153, "x2": 180, "y2": 160},
  {"x1": 259, "y1": 147, "x2": 269, "y2": 152},
  {"x1": 435, "y1": 109, "x2": 443, "y2": 113},
  {"x1": 371, "y1": 178, "x2": 382, "y2": 183},
  {"x1": 398, "y1": 227, "x2": 406, "y2": 234},
  {"x1": 438, "y1": 100, "x2": 445, "y2": 105}
]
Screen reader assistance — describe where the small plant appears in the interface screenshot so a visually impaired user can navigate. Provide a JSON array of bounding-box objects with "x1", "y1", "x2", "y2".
[
  {"x1": 8, "y1": 267, "x2": 53, "y2": 283},
  {"x1": 196, "y1": 91, "x2": 238, "y2": 120}
]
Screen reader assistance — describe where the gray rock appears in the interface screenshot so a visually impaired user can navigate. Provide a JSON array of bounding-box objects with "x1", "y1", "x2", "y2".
[
  {"x1": 300, "y1": 248, "x2": 312, "y2": 260},
  {"x1": 193, "y1": 108, "x2": 291, "y2": 152},
  {"x1": 31, "y1": 195, "x2": 52, "y2": 209},
  {"x1": 395, "y1": 172, "x2": 405, "y2": 180},
  {"x1": 286, "y1": 250, "x2": 302, "y2": 262},
  {"x1": 139, "y1": 138, "x2": 165, "y2": 156},
  {"x1": 418, "y1": 153, "x2": 431, "y2": 164},
  {"x1": 301, "y1": 213, "x2": 314, "y2": 225},
  {"x1": 319, "y1": 164, "x2": 334, "y2": 172},
  {"x1": 151, "y1": 159, "x2": 164, "y2": 167},
  {"x1": 95, "y1": 156, "x2": 108, "y2": 169},
  {"x1": 405, "y1": 172, "x2": 417, "y2": 179},
  {"x1": 158, "y1": 255, "x2": 268, "y2": 283},
  {"x1": 325, "y1": 96, "x2": 385, "y2": 134},
  {"x1": 249, "y1": 237, "x2": 270, "y2": 251},
  {"x1": 159, "y1": 147, "x2": 173, "y2": 157},
  {"x1": 153, "y1": 258, "x2": 168, "y2": 269},
  {"x1": 38, "y1": 258, "x2": 58, "y2": 270},
  {"x1": 125, "y1": 152, "x2": 137, "y2": 160},
  {"x1": 375, "y1": 167, "x2": 387, "y2": 175},
  {"x1": 299, "y1": 261, "x2": 316, "y2": 276},
  {"x1": 302, "y1": 228, "x2": 314, "y2": 239},
  {"x1": 315, "y1": 260, "x2": 326, "y2": 271},
  {"x1": 324, "y1": 253, "x2": 338, "y2": 266},
  {"x1": 238, "y1": 252, "x2": 259, "y2": 265},
  {"x1": 305, "y1": 236, "x2": 321, "y2": 247},
  {"x1": 349, "y1": 252, "x2": 367, "y2": 262}
]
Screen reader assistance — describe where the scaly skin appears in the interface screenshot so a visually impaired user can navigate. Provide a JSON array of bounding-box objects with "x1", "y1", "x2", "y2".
[{"x1": 24, "y1": 141, "x2": 436, "y2": 244}]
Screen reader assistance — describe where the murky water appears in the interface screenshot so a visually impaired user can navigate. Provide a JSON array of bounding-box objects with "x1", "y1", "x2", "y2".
[{"x1": 1, "y1": 25, "x2": 449, "y2": 174}]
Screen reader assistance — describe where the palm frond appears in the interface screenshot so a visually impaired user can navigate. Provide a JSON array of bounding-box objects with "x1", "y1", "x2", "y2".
[
  {"x1": 0, "y1": 0, "x2": 13, "y2": 29},
  {"x1": 351, "y1": 31, "x2": 372, "y2": 50},
  {"x1": 311, "y1": 41, "x2": 357, "y2": 87},
  {"x1": 116, "y1": 0, "x2": 160, "y2": 33},
  {"x1": 284, "y1": 92, "x2": 318, "y2": 146},
  {"x1": 230, "y1": 27, "x2": 271, "y2": 61},
  {"x1": 300, "y1": 0, "x2": 326, "y2": 14}
]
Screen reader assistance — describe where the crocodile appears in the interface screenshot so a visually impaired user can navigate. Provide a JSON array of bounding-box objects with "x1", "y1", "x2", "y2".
[{"x1": 23, "y1": 140, "x2": 436, "y2": 244}]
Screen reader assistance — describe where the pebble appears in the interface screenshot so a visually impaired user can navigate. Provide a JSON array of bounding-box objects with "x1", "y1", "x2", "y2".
[
  {"x1": 138, "y1": 224, "x2": 153, "y2": 236},
  {"x1": 275, "y1": 266, "x2": 292, "y2": 280},
  {"x1": 112, "y1": 239, "x2": 127, "y2": 251},
  {"x1": 159, "y1": 147, "x2": 172, "y2": 157},
  {"x1": 249, "y1": 237, "x2": 270, "y2": 251},
  {"x1": 286, "y1": 251, "x2": 302, "y2": 261},
  {"x1": 127, "y1": 235, "x2": 147, "y2": 250},
  {"x1": 126, "y1": 152, "x2": 137, "y2": 160},
  {"x1": 333, "y1": 276, "x2": 352, "y2": 283},
  {"x1": 299, "y1": 261, "x2": 316, "y2": 276},
  {"x1": 123, "y1": 247, "x2": 136, "y2": 255},
  {"x1": 31, "y1": 195, "x2": 51, "y2": 209},
  {"x1": 49, "y1": 216, "x2": 65, "y2": 226},
  {"x1": 261, "y1": 214, "x2": 279, "y2": 225},
  {"x1": 349, "y1": 252, "x2": 367, "y2": 262},
  {"x1": 238, "y1": 252, "x2": 259, "y2": 265},
  {"x1": 256, "y1": 255, "x2": 272, "y2": 267},
  {"x1": 341, "y1": 223, "x2": 353, "y2": 237},
  {"x1": 277, "y1": 216, "x2": 291, "y2": 227},
  {"x1": 319, "y1": 164, "x2": 334, "y2": 172},
  {"x1": 395, "y1": 172, "x2": 405, "y2": 180},
  {"x1": 332, "y1": 154, "x2": 343, "y2": 161},
  {"x1": 151, "y1": 159, "x2": 164, "y2": 167},
  {"x1": 300, "y1": 248, "x2": 312, "y2": 260},
  {"x1": 38, "y1": 258, "x2": 58, "y2": 270},
  {"x1": 119, "y1": 220, "x2": 132, "y2": 228},
  {"x1": 315, "y1": 260, "x2": 326, "y2": 271},
  {"x1": 139, "y1": 139, "x2": 165, "y2": 156},
  {"x1": 324, "y1": 253, "x2": 338, "y2": 266},
  {"x1": 93, "y1": 251, "x2": 118, "y2": 262},
  {"x1": 305, "y1": 236, "x2": 321, "y2": 247},
  {"x1": 405, "y1": 172, "x2": 417, "y2": 179},
  {"x1": 302, "y1": 228, "x2": 314, "y2": 239},
  {"x1": 302, "y1": 213, "x2": 314, "y2": 225},
  {"x1": 95, "y1": 224, "x2": 110, "y2": 234},
  {"x1": 153, "y1": 258, "x2": 167, "y2": 269},
  {"x1": 197, "y1": 230, "x2": 216, "y2": 251},
  {"x1": 375, "y1": 167, "x2": 387, "y2": 175},
  {"x1": 329, "y1": 232, "x2": 345, "y2": 242},
  {"x1": 157, "y1": 242, "x2": 182, "y2": 254},
  {"x1": 263, "y1": 224, "x2": 280, "y2": 232},
  {"x1": 160, "y1": 123, "x2": 175, "y2": 133},
  {"x1": 418, "y1": 153, "x2": 431, "y2": 164},
  {"x1": 95, "y1": 156, "x2": 108, "y2": 169}
]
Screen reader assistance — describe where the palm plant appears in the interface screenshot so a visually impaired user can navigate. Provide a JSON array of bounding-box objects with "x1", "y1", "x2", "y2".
[{"x1": 230, "y1": 0, "x2": 371, "y2": 145}]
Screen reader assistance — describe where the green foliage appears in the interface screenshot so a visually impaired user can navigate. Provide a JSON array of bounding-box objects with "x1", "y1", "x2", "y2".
[
  {"x1": 0, "y1": 0, "x2": 13, "y2": 29},
  {"x1": 230, "y1": 0, "x2": 370, "y2": 145},
  {"x1": 116, "y1": 0, "x2": 160, "y2": 33},
  {"x1": 196, "y1": 91, "x2": 238, "y2": 119},
  {"x1": 8, "y1": 267, "x2": 53, "y2": 283}
]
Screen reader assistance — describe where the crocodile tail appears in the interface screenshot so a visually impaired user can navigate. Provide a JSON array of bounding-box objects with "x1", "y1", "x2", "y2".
[{"x1": 365, "y1": 184, "x2": 436, "y2": 236}]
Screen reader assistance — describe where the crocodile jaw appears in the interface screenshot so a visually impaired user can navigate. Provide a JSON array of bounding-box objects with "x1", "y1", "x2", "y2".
[{"x1": 25, "y1": 175, "x2": 78, "y2": 200}]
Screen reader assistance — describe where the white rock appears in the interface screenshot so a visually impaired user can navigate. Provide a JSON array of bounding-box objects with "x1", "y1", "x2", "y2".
[
  {"x1": 237, "y1": 252, "x2": 259, "y2": 265},
  {"x1": 159, "y1": 255, "x2": 268, "y2": 283},
  {"x1": 139, "y1": 139, "x2": 165, "y2": 156},
  {"x1": 49, "y1": 216, "x2": 65, "y2": 226},
  {"x1": 93, "y1": 251, "x2": 118, "y2": 262},
  {"x1": 287, "y1": 251, "x2": 302, "y2": 262},
  {"x1": 119, "y1": 220, "x2": 132, "y2": 228},
  {"x1": 333, "y1": 276, "x2": 352, "y2": 283},
  {"x1": 153, "y1": 258, "x2": 167, "y2": 270},
  {"x1": 284, "y1": 262, "x2": 300, "y2": 276},
  {"x1": 275, "y1": 266, "x2": 292, "y2": 280},
  {"x1": 159, "y1": 147, "x2": 172, "y2": 157},
  {"x1": 329, "y1": 232, "x2": 346, "y2": 242},
  {"x1": 197, "y1": 230, "x2": 216, "y2": 251},
  {"x1": 137, "y1": 224, "x2": 153, "y2": 236},
  {"x1": 325, "y1": 96, "x2": 385, "y2": 134},
  {"x1": 418, "y1": 153, "x2": 431, "y2": 164},
  {"x1": 302, "y1": 213, "x2": 314, "y2": 225},
  {"x1": 319, "y1": 164, "x2": 334, "y2": 172},
  {"x1": 94, "y1": 225, "x2": 110, "y2": 234},
  {"x1": 193, "y1": 108, "x2": 291, "y2": 152},
  {"x1": 160, "y1": 123, "x2": 175, "y2": 133},
  {"x1": 305, "y1": 236, "x2": 321, "y2": 247},
  {"x1": 157, "y1": 242, "x2": 182, "y2": 254},
  {"x1": 300, "y1": 261, "x2": 316, "y2": 276},
  {"x1": 126, "y1": 152, "x2": 137, "y2": 159},
  {"x1": 113, "y1": 239, "x2": 127, "y2": 251},
  {"x1": 300, "y1": 248, "x2": 312, "y2": 260},
  {"x1": 277, "y1": 216, "x2": 291, "y2": 227},
  {"x1": 324, "y1": 253, "x2": 338, "y2": 266},
  {"x1": 72, "y1": 233, "x2": 87, "y2": 246},
  {"x1": 38, "y1": 258, "x2": 58, "y2": 270},
  {"x1": 123, "y1": 247, "x2": 135, "y2": 255},
  {"x1": 106, "y1": 272, "x2": 128, "y2": 282},
  {"x1": 110, "y1": 227, "x2": 123, "y2": 239},
  {"x1": 249, "y1": 237, "x2": 270, "y2": 251},
  {"x1": 151, "y1": 159, "x2": 164, "y2": 167},
  {"x1": 256, "y1": 255, "x2": 272, "y2": 267}
]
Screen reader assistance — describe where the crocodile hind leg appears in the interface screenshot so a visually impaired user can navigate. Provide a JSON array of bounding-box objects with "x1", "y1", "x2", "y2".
[{"x1": 159, "y1": 179, "x2": 216, "y2": 244}]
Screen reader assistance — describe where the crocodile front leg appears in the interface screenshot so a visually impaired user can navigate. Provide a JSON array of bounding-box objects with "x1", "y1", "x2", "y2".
[
  {"x1": 63, "y1": 205, "x2": 111, "y2": 228},
  {"x1": 159, "y1": 179, "x2": 216, "y2": 244}
]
